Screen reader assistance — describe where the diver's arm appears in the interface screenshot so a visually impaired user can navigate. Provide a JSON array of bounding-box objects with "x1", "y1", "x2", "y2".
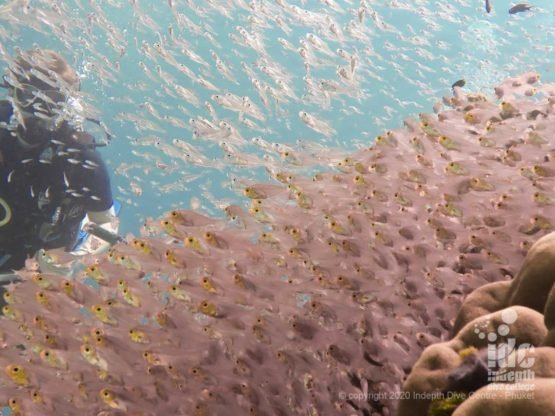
[{"x1": 71, "y1": 205, "x2": 119, "y2": 256}]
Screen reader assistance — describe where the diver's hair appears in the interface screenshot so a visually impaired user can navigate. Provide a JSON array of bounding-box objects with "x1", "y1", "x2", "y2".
[{"x1": 11, "y1": 48, "x2": 80, "y2": 92}]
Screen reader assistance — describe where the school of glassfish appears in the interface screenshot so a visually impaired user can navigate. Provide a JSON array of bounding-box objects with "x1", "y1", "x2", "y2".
[
  {"x1": 0, "y1": 0, "x2": 549, "y2": 224},
  {"x1": 1, "y1": 0, "x2": 555, "y2": 415},
  {"x1": 0, "y1": 72, "x2": 554, "y2": 415}
]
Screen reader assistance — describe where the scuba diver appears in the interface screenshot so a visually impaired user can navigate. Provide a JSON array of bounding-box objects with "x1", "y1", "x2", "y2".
[{"x1": 0, "y1": 48, "x2": 119, "y2": 283}]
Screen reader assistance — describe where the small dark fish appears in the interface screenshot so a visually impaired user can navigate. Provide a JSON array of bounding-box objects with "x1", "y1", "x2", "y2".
[
  {"x1": 485, "y1": 0, "x2": 492, "y2": 13},
  {"x1": 509, "y1": 3, "x2": 533, "y2": 14},
  {"x1": 451, "y1": 79, "x2": 466, "y2": 89}
]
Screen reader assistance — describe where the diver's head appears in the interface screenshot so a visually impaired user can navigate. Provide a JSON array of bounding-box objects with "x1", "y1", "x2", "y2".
[
  {"x1": 7, "y1": 49, "x2": 80, "y2": 114},
  {"x1": 4, "y1": 49, "x2": 81, "y2": 147}
]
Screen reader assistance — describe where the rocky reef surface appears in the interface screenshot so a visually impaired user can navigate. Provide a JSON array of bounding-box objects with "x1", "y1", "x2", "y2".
[
  {"x1": 1, "y1": 73, "x2": 555, "y2": 415},
  {"x1": 400, "y1": 231, "x2": 555, "y2": 415}
]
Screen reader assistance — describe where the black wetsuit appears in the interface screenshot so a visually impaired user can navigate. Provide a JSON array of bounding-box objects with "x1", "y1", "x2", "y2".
[{"x1": 0, "y1": 100, "x2": 113, "y2": 272}]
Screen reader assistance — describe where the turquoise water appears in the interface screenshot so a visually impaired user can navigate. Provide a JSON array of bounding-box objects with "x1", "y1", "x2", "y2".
[{"x1": 1, "y1": 0, "x2": 554, "y2": 235}]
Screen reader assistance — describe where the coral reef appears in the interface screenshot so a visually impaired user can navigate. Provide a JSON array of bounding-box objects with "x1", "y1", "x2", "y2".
[
  {"x1": 2, "y1": 72, "x2": 555, "y2": 415},
  {"x1": 451, "y1": 281, "x2": 511, "y2": 334},
  {"x1": 505, "y1": 231, "x2": 555, "y2": 312},
  {"x1": 401, "y1": 230, "x2": 555, "y2": 416}
]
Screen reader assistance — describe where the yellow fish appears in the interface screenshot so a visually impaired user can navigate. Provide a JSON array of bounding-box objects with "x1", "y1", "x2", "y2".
[
  {"x1": 248, "y1": 206, "x2": 273, "y2": 223},
  {"x1": 121, "y1": 287, "x2": 141, "y2": 307},
  {"x1": 8, "y1": 398, "x2": 21, "y2": 413},
  {"x1": 39, "y1": 348, "x2": 67, "y2": 369},
  {"x1": 2, "y1": 290, "x2": 15, "y2": 305},
  {"x1": 533, "y1": 165, "x2": 555, "y2": 177},
  {"x1": 371, "y1": 189, "x2": 388, "y2": 202},
  {"x1": 198, "y1": 300, "x2": 219, "y2": 317},
  {"x1": 31, "y1": 273, "x2": 52, "y2": 289},
  {"x1": 353, "y1": 174, "x2": 367, "y2": 187},
  {"x1": 342, "y1": 240, "x2": 361, "y2": 256},
  {"x1": 232, "y1": 274, "x2": 255, "y2": 291},
  {"x1": 287, "y1": 247, "x2": 304, "y2": 257},
  {"x1": 164, "y1": 249, "x2": 185, "y2": 268},
  {"x1": 243, "y1": 186, "x2": 265, "y2": 199},
  {"x1": 352, "y1": 292, "x2": 377, "y2": 305},
  {"x1": 160, "y1": 219, "x2": 179, "y2": 237},
  {"x1": 419, "y1": 120, "x2": 440, "y2": 136},
  {"x1": 469, "y1": 177, "x2": 494, "y2": 191},
  {"x1": 533, "y1": 192, "x2": 553, "y2": 206},
  {"x1": 128, "y1": 328, "x2": 150, "y2": 344},
  {"x1": 2, "y1": 305, "x2": 22, "y2": 321},
  {"x1": 202, "y1": 231, "x2": 228, "y2": 249},
  {"x1": 354, "y1": 162, "x2": 365, "y2": 174},
  {"x1": 416, "y1": 154, "x2": 432, "y2": 167},
  {"x1": 116, "y1": 255, "x2": 141, "y2": 270},
  {"x1": 527, "y1": 131, "x2": 547, "y2": 145},
  {"x1": 438, "y1": 202, "x2": 463, "y2": 218},
  {"x1": 184, "y1": 235, "x2": 206, "y2": 254},
  {"x1": 324, "y1": 215, "x2": 350, "y2": 236},
  {"x1": 252, "y1": 324, "x2": 271, "y2": 343},
  {"x1": 531, "y1": 215, "x2": 553, "y2": 230},
  {"x1": 394, "y1": 192, "x2": 413, "y2": 207},
  {"x1": 200, "y1": 277, "x2": 219, "y2": 294},
  {"x1": 273, "y1": 256, "x2": 287, "y2": 267},
  {"x1": 399, "y1": 169, "x2": 426, "y2": 184},
  {"x1": 42, "y1": 333, "x2": 60, "y2": 348},
  {"x1": 60, "y1": 279, "x2": 75, "y2": 297},
  {"x1": 35, "y1": 291, "x2": 50, "y2": 308},
  {"x1": 410, "y1": 136, "x2": 425, "y2": 154},
  {"x1": 438, "y1": 135, "x2": 460, "y2": 151},
  {"x1": 5, "y1": 364, "x2": 29, "y2": 386},
  {"x1": 500, "y1": 101, "x2": 519, "y2": 117},
  {"x1": 258, "y1": 232, "x2": 280, "y2": 246},
  {"x1": 326, "y1": 239, "x2": 341, "y2": 253},
  {"x1": 131, "y1": 239, "x2": 153, "y2": 255},
  {"x1": 80, "y1": 344, "x2": 108, "y2": 370},
  {"x1": 85, "y1": 265, "x2": 106, "y2": 283},
  {"x1": 279, "y1": 149, "x2": 301, "y2": 165},
  {"x1": 117, "y1": 279, "x2": 128, "y2": 292},
  {"x1": 154, "y1": 311, "x2": 176, "y2": 329},
  {"x1": 268, "y1": 171, "x2": 291, "y2": 183},
  {"x1": 375, "y1": 134, "x2": 397, "y2": 147},
  {"x1": 294, "y1": 191, "x2": 313, "y2": 209},
  {"x1": 336, "y1": 157, "x2": 355, "y2": 172},
  {"x1": 90, "y1": 305, "x2": 117, "y2": 325},
  {"x1": 463, "y1": 111, "x2": 479, "y2": 124},
  {"x1": 142, "y1": 351, "x2": 162, "y2": 366},
  {"x1": 519, "y1": 167, "x2": 535, "y2": 180},
  {"x1": 478, "y1": 136, "x2": 495, "y2": 147},
  {"x1": 99, "y1": 389, "x2": 126, "y2": 411},
  {"x1": 170, "y1": 285, "x2": 191, "y2": 302},
  {"x1": 368, "y1": 162, "x2": 388, "y2": 175},
  {"x1": 30, "y1": 391, "x2": 44, "y2": 404},
  {"x1": 287, "y1": 227, "x2": 303, "y2": 242},
  {"x1": 445, "y1": 161, "x2": 468, "y2": 176}
]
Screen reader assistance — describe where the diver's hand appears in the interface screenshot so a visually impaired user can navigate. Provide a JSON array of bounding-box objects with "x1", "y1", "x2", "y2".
[
  {"x1": 71, "y1": 206, "x2": 120, "y2": 257},
  {"x1": 71, "y1": 220, "x2": 119, "y2": 256}
]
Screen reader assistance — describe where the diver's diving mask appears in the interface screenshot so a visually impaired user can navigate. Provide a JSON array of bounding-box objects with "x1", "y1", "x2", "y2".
[
  {"x1": 2, "y1": 72, "x2": 109, "y2": 148},
  {"x1": 13, "y1": 109, "x2": 59, "y2": 148},
  {"x1": 12, "y1": 79, "x2": 68, "y2": 118},
  {"x1": 6, "y1": 76, "x2": 84, "y2": 147}
]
